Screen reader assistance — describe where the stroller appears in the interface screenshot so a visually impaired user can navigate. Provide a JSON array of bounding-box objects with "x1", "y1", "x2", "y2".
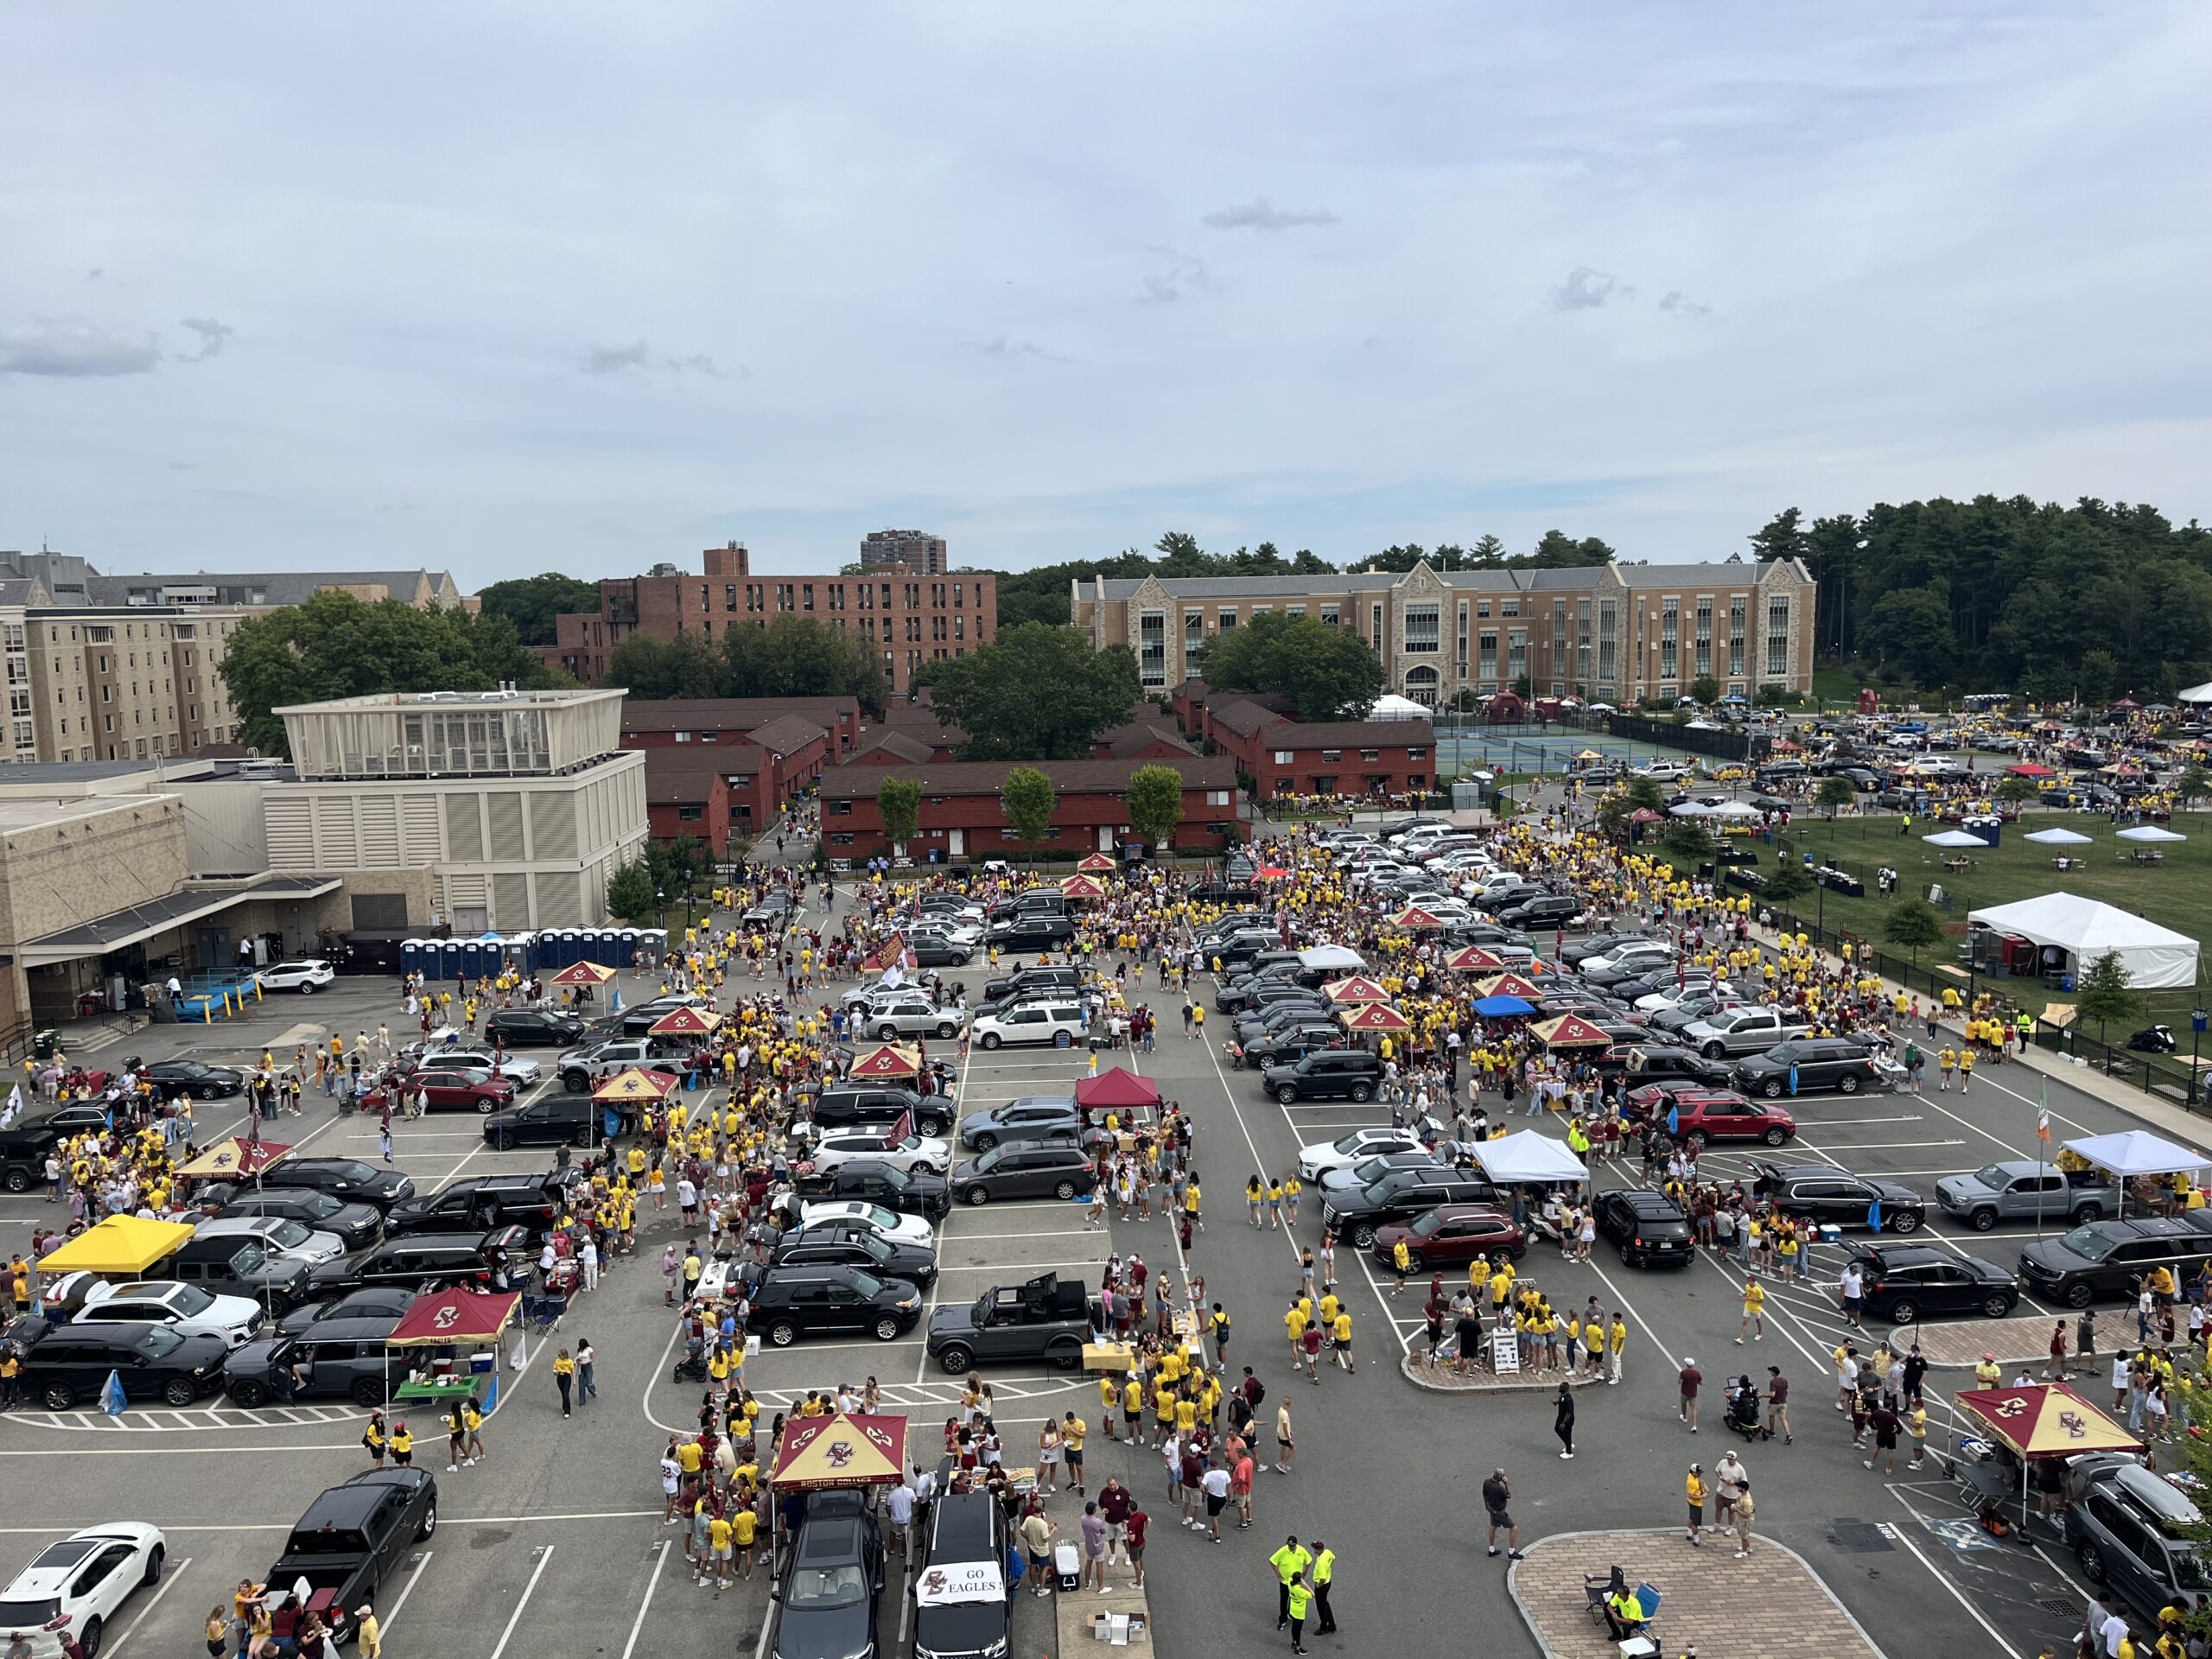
[
  {"x1": 1724, "y1": 1376, "x2": 1769, "y2": 1442},
  {"x1": 672, "y1": 1333, "x2": 709, "y2": 1385}
]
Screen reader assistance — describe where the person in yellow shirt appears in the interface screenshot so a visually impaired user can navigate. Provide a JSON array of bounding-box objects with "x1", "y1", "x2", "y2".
[
  {"x1": 1956, "y1": 1045, "x2": 1975, "y2": 1092},
  {"x1": 1738, "y1": 1274, "x2": 1767, "y2": 1344},
  {"x1": 1332, "y1": 1310, "x2": 1354, "y2": 1374},
  {"x1": 1122, "y1": 1375, "x2": 1144, "y2": 1443},
  {"x1": 1686, "y1": 1463, "x2": 1708, "y2": 1547},
  {"x1": 729, "y1": 1504, "x2": 759, "y2": 1579},
  {"x1": 705, "y1": 1512, "x2": 734, "y2": 1587}
]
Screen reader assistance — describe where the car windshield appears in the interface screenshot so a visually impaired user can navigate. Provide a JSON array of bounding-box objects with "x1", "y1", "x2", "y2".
[
  {"x1": 137, "y1": 1326, "x2": 184, "y2": 1357},
  {"x1": 324, "y1": 1161, "x2": 376, "y2": 1183},
  {"x1": 228, "y1": 1243, "x2": 270, "y2": 1276},
  {"x1": 265, "y1": 1220, "x2": 312, "y2": 1249},
  {"x1": 785, "y1": 1561, "x2": 869, "y2": 1609},
  {"x1": 156, "y1": 1283, "x2": 213, "y2": 1314},
  {"x1": 861, "y1": 1205, "x2": 901, "y2": 1230},
  {"x1": 2056, "y1": 1225, "x2": 2121, "y2": 1261},
  {"x1": 1330, "y1": 1132, "x2": 1375, "y2": 1154},
  {"x1": 1969, "y1": 1165, "x2": 2014, "y2": 1189},
  {"x1": 1407, "y1": 1211, "x2": 1444, "y2": 1238},
  {"x1": 295, "y1": 1193, "x2": 343, "y2": 1218}
]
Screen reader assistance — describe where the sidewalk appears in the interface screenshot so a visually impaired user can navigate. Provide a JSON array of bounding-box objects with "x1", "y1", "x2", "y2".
[{"x1": 1509, "y1": 1529, "x2": 1885, "y2": 1658}]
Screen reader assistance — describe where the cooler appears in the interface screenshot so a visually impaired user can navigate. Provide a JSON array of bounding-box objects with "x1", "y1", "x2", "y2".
[{"x1": 1054, "y1": 1541, "x2": 1082, "y2": 1592}]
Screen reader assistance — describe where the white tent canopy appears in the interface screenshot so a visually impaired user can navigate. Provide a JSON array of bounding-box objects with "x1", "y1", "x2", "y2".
[
  {"x1": 2062, "y1": 1129, "x2": 2205, "y2": 1178},
  {"x1": 1923, "y1": 830, "x2": 1988, "y2": 848},
  {"x1": 2024, "y1": 828, "x2": 2094, "y2": 845},
  {"x1": 2177, "y1": 681, "x2": 2212, "y2": 706},
  {"x1": 1967, "y1": 892, "x2": 2201, "y2": 989},
  {"x1": 1368, "y1": 694, "x2": 1433, "y2": 721},
  {"x1": 2117, "y1": 825, "x2": 2187, "y2": 843},
  {"x1": 1470, "y1": 1129, "x2": 1590, "y2": 1185}
]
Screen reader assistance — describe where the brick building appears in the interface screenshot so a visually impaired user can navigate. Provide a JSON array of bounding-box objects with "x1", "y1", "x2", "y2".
[
  {"x1": 1204, "y1": 700, "x2": 1437, "y2": 800},
  {"x1": 860, "y1": 530, "x2": 947, "y2": 575},
  {"x1": 619, "y1": 696, "x2": 860, "y2": 760},
  {"x1": 819, "y1": 755, "x2": 1245, "y2": 861},
  {"x1": 1073, "y1": 555, "x2": 1816, "y2": 708},
  {"x1": 620, "y1": 699, "x2": 836, "y2": 844},
  {"x1": 543, "y1": 543, "x2": 995, "y2": 695}
]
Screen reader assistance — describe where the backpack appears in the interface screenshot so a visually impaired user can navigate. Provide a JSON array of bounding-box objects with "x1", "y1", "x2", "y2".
[{"x1": 1245, "y1": 1376, "x2": 1266, "y2": 1408}]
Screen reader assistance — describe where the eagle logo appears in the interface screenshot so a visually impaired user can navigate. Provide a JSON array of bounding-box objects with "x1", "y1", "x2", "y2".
[
  {"x1": 433, "y1": 1305, "x2": 461, "y2": 1332},
  {"x1": 824, "y1": 1438, "x2": 856, "y2": 1468}
]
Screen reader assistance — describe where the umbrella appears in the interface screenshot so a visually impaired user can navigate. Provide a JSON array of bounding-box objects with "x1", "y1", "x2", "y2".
[
  {"x1": 647, "y1": 1005, "x2": 721, "y2": 1037},
  {"x1": 1339, "y1": 1002, "x2": 1412, "y2": 1033},
  {"x1": 1389, "y1": 905, "x2": 1446, "y2": 930},
  {"x1": 1075, "y1": 853, "x2": 1117, "y2": 873},
  {"x1": 2024, "y1": 827, "x2": 2094, "y2": 845},
  {"x1": 1471, "y1": 994, "x2": 1535, "y2": 1019},
  {"x1": 592, "y1": 1066, "x2": 679, "y2": 1103},
  {"x1": 1922, "y1": 830, "x2": 1989, "y2": 848},
  {"x1": 550, "y1": 960, "x2": 617, "y2": 987},
  {"x1": 1322, "y1": 975, "x2": 1394, "y2": 1005},
  {"x1": 1446, "y1": 944, "x2": 1505, "y2": 971},
  {"x1": 1532, "y1": 1013, "x2": 1613, "y2": 1049},
  {"x1": 1627, "y1": 808, "x2": 1663, "y2": 824},
  {"x1": 849, "y1": 1042, "x2": 922, "y2": 1079},
  {"x1": 389, "y1": 1287, "x2": 521, "y2": 1347},
  {"x1": 2118, "y1": 825, "x2": 2187, "y2": 842}
]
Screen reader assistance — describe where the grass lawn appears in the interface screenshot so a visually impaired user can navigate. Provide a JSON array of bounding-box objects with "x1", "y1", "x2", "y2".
[{"x1": 1764, "y1": 810, "x2": 2212, "y2": 1018}]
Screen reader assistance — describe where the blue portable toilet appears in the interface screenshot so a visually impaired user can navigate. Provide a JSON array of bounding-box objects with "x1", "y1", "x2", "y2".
[
  {"x1": 438, "y1": 940, "x2": 466, "y2": 980},
  {"x1": 400, "y1": 938, "x2": 427, "y2": 979},
  {"x1": 457, "y1": 938, "x2": 486, "y2": 978},
  {"x1": 614, "y1": 928, "x2": 640, "y2": 967},
  {"x1": 638, "y1": 928, "x2": 668, "y2": 966},
  {"x1": 549, "y1": 929, "x2": 578, "y2": 969},
  {"x1": 578, "y1": 928, "x2": 608, "y2": 965}
]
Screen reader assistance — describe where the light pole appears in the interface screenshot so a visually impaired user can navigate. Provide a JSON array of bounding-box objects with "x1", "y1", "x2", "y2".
[{"x1": 656, "y1": 887, "x2": 665, "y2": 932}]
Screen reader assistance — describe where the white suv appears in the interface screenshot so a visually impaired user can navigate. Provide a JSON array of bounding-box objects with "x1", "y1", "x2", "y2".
[
  {"x1": 969, "y1": 1002, "x2": 1086, "y2": 1050},
  {"x1": 71, "y1": 1279, "x2": 266, "y2": 1347},
  {"x1": 256, "y1": 959, "x2": 336, "y2": 994}
]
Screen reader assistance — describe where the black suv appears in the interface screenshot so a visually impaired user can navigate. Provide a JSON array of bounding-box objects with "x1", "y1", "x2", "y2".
[
  {"x1": 811, "y1": 1085, "x2": 952, "y2": 1139},
  {"x1": 1592, "y1": 1190, "x2": 1694, "y2": 1267},
  {"x1": 385, "y1": 1171, "x2": 582, "y2": 1236},
  {"x1": 483, "y1": 1007, "x2": 588, "y2": 1047},
  {"x1": 1264, "y1": 1050, "x2": 1384, "y2": 1104},
  {"x1": 1749, "y1": 1160, "x2": 1925, "y2": 1234},
  {"x1": 774, "y1": 1490, "x2": 883, "y2": 1659},
  {"x1": 1496, "y1": 894, "x2": 1581, "y2": 930},
  {"x1": 1732, "y1": 1039, "x2": 1894, "y2": 1098},
  {"x1": 983, "y1": 913, "x2": 1074, "y2": 951},
  {"x1": 2018, "y1": 1216, "x2": 2212, "y2": 1308},
  {"x1": 0, "y1": 1126, "x2": 60, "y2": 1194},
  {"x1": 1319, "y1": 1169, "x2": 1502, "y2": 1249},
  {"x1": 746, "y1": 1265, "x2": 925, "y2": 1346},
  {"x1": 950, "y1": 1145, "x2": 1097, "y2": 1206},
  {"x1": 259, "y1": 1159, "x2": 417, "y2": 1211},
  {"x1": 1842, "y1": 1242, "x2": 2019, "y2": 1325},
  {"x1": 303, "y1": 1228, "x2": 530, "y2": 1299},
  {"x1": 480, "y1": 1094, "x2": 596, "y2": 1149},
  {"x1": 982, "y1": 965, "x2": 1082, "y2": 1006},
  {"x1": 9, "y1": 1318, "x2": 232, "y2": 1410},
  {"x1": 143, "y1": 1059, "x2": 247, "y2": 1099},
  {"x1": 212, "y1": 1188, "x2": 385, "y2": 1251},
  {"x1": 769, "y1": 1224, "x2": 938, "y2": 1289},
  {"x1": 223, "y1": 1313, "x2": 409, "y2": 1409},
  {"x1": 1236, "y1": 1022, "x2": 1345, "y2": 1071},
  {"x1": 912, "y1": 1491, "x2": 1011, "y2": 1659}
]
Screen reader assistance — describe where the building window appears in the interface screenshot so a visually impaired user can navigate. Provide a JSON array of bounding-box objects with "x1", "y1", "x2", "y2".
[
  {"x1": 1183, "y1": 609, "x2": 1204, "y2": 661},
  {"x1": 1660, "y1": 600, "x2": 1679, "y2": 683},
  {"x1": 1206, "y1": 789, "x2": 1231, "y2": 806},
  {"x1": 1694, "y1": 596, "x2": 1713, "y2": 678},
  {"x1": 1402, "y1": 604, "x2": 1440, "y2": 654},
  {"x1": 677, "y1": 806, "x2": 704, "y2": 822},
  {"x1": 1134, "y1": 610, "x2": 1166, "y2": 684},
  {"x1": 1766, "y1": 596, "x2": 1790, "y2": 676},
  {"x1": 830, "y1": 799, "x2": 853, "y2": 816},
  {"x1": 1478, "y1": 629, "x2": 1498, "y2": 685},
  {"x1": 1407, "y1": 746, "x2": 1429, "y2": 760},
  {"x1": 1507, "y1": 628, "x2": 1527, "y2": 685},
  {"x1": 1370, "y1": 603, "x2": 1384, "y2": 653},
  {"x1": 1456, "y1": 602, "x2": 1470, "y2": 677},
  {"x1": 1320, "y1": 748, "x2": 1342, "y2": 763},
  {"x1": 1502, "y1": 599, "x2": 1519, "y2": 618},
  {"x1": 1273, "y1": 749, "x2": 1294, "y2": 765},
  {"x1": 1320, "y1": 605, "x2": 1339, "y2": 628},
  {"x1": 1729, "y1": 597, "x2": 1747, "y2": 677},
  {"x1": 1359, "y1": 747, "x2": 1380, "y2": 762},
  {"x1": 1217, "y1": 608, "x2": 1238, "y2": 631}
]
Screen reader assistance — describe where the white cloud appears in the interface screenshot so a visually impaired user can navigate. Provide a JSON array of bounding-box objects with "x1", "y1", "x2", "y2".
[
  {"x1": 1201, "y1": 197, "x2": 1338, "y2": 232},
  {"x1": 0, "y1": 317, "x2": 162, "y2": 377},
  {"x1": 1550, "y1": 268, "x2": 1629, "y2": 311}
]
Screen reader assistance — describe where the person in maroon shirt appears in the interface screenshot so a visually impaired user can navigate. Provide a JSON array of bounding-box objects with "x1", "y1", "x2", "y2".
[
  {"x1": 1124, "y1": 1503, "x2": 1149, "y2": 1587},
  {"x1": 1179, "y1": 1444, "x2": 1207, "y2": 1529},
  {"x1": 1097, "y1": 1478, "x2": 1134, "y2": 1564},
  {"x1": 1678, "y1": 1357, "x2": 1703, "y2": 1431}
]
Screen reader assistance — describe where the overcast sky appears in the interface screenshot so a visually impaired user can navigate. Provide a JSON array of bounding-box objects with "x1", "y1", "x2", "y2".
[{"x1": 3, "y1": 3, "x2": 2207, "y2": 585}]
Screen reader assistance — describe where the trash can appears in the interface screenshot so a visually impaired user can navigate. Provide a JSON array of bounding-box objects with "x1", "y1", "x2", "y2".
[
  {"x1": 1053, "y1": 1541, "x2": 1081, "y2": 1593},
  {"x1": 31, "y1": 1028, "x2": 59, "y2": 1060}
]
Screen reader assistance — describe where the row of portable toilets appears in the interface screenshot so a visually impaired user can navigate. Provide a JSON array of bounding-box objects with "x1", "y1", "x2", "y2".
[{"x1": 399, "y1": 928, "x2": 671, "y2": 981}]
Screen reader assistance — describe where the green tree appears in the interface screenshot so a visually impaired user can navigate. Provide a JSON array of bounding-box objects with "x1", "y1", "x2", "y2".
[
  {"x1": 2075, "y1": 950, "x2": 2144, "y2": 1046},
  {"x1": 875, "y1": 776, "x2": 923, "y2": 855},
  {"x1": 917, "y1": 625, "x2": 1141, "y2": 760},
  {"x1": 219, "y1": 590, "x2": 560, "y2": 754},
  {"x1": 1469, "y1": 534, "x2": 1507, "y2": 566},
  {"x1": 604, "y1": 631, "x2": 723, "y2": 701},
  {"x1": 1125, "y1": 765, "x2": 1185, "y2": 853},
  {"x1": 1595, "y1": 793, "x2": 1637, "y2": 842},
  {"x1": 1879, "y1": 897, "x2": 1946, "y2": 969},
  {"x1": 606, "y1": 857, "x2": 659, "y2": 925},
  {"x1": 2179, "y1": 766, "x2": 2211, "y2": 813},
  {"x1": 1761, "y1": 858, "x2": 1815, "y2": 912},
  {"x1": 1624, "y1": 776, "x2": 1669, "y2": 813},
  {"x1": 1198, "y1": 611, "x2": 1383, "y2": 721},
  {"x1": 1657, "y1": 817, "x2": 1714, "y2": 870},
  {"x1": 1815, "y1": 777, "x2": 1857, "y2": 818},
  {"x1": 659, "y1": 835, "x2": 709, "y2": 894},
  {"x1": 1993, "y1": 775, "x2": 2041, "y2": 810},
  {"x1": 1689, "y1": 675, "x2": 1722, "y2": 706},
  {"x1": 725, "y1": 616, "x2": 888, "y2": 716},
  {"x1": 1001, "y1": 766, "x2": 1058, "y2": 861},
  {"x1": 1756, "y1": 683, "x2": 1789, "y2": 708},
  {"x1": 474, "y1": 573, "x2": 601, "y2": 646},
  {"x1": 1861, "y1": 586, "x2": 1956, "y2": 685}
]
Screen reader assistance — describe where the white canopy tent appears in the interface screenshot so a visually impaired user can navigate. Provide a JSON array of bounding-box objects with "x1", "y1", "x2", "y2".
[
  {"x1": 1470, "y1": 1129, "x2": 1590, "y2": 1185},
  {"x1": 1923, "y1": 830, "x2": 1988, "y2": 848},
  {"x1": 1967, "y1": 893, "x2": 2201, "y2": 989},
  {"x1": 2117, "y1": 825, "x2": 2187, "y2": 843},
  {"x1": 2061, "y1": 1130, "x2": 2205, "y2": 1178},
  {"x1": 1368, "y1": 694, "x2": 1433, "y2": 721},
  {"x1": 2177, "y1": 681, "x2": 2212, "y2": 706},
  {"x1": 2024, "y1": 827, "x2": 2094, "y2": 846}
]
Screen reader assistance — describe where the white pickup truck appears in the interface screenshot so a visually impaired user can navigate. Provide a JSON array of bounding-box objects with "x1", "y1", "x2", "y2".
[{"x1": 1680, "y1": 1005, "x2": 1815, "y2": 1059}]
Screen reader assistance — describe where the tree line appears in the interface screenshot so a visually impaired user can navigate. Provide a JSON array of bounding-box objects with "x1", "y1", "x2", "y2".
[{"x1": 599, "y1": 617, "x2": 889, "y2": 716}]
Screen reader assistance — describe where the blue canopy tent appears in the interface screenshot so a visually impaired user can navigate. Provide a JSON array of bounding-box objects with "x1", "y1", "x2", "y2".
[{"x1": 1472, "y1": 995, "x2": 1535, "y2": 1019}]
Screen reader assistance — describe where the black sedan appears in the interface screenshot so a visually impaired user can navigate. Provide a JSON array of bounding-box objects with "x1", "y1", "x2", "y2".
[
  {"x1": 260, "y1": 1159, "x2": 417, "y2": 1211},
  {"x1": 482, "y1": 1008, "x2": 588, "y2": 1048},
  {"x1": 1592, "y1": 1190, "x2": 1694, "y2": 1268},
  {"x1": 144, "y1": 1059, "x2": 247, "y2": 1099},
  {"x1": 1748, "y1": 1160, "x2": 1924, "y2": 1234},
  {"x1": 1843, "y1": 1243, "x2": 2019, "y2": 1325},
  {"x1": 773, "y1": 1490, "x2": 883, "y2": 1659}
]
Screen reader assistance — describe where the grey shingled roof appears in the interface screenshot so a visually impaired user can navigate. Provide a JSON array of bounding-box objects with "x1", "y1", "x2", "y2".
[
  {"x1": 822, "y1": 753, "x2": 1235, "y2": 801},
  {"x1": 79, "y1": 569, "x2": 459, "y2": 607},
  {"x1": 747, "y1": 715, "x2": 829, "y2": 756},
  {"x1": 1206, "y1": 699, "x2": 1290, "y2": 737},
  {"x1": 849, "y1": 729, "x2": 938, "y2": 765}
]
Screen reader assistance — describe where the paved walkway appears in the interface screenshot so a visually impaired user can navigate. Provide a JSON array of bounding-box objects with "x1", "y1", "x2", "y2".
[
  {"x1": 1510, "y1": 1529, "x2": 1885, "y2": 1658},
  {"x1": 1401, "y1": 1350, "x2": 1607, "y2": 1393},
  {"x1": 1910, "y1": 1311, "x2": 2079, "y2": 1370}
]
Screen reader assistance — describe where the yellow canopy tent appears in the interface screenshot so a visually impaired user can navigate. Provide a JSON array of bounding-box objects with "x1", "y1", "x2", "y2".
[{"x1": 37, "y1": 1215, "x2": 196, "y2": 1276}]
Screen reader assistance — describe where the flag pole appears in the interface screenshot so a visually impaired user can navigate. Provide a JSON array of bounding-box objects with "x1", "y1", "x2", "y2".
[{"x1": 2035, "y1": 1081, "x2": 2050, "y2": 1239}]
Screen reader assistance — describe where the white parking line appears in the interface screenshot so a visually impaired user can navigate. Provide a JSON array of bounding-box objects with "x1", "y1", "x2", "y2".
[
  {"x1": 378, "y1": 1548, "x2": 436, "y2": 1643},
  {"x1": 486, "y1": 1543, "x2": 556, "y2": 1659},
  {"x1": 620, "y1": 1541, "x2": 674, "y2": 1659},
  {"x1": 933, "y1": 1260, "x2": 1108, "y2": 1274},
  {"x1": 97, "y1": 1554, "x2": 192, "y2": 1658},
  {"x1": 1796, "y1": 1140, "x2": 1967, "y2": 1152}
]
